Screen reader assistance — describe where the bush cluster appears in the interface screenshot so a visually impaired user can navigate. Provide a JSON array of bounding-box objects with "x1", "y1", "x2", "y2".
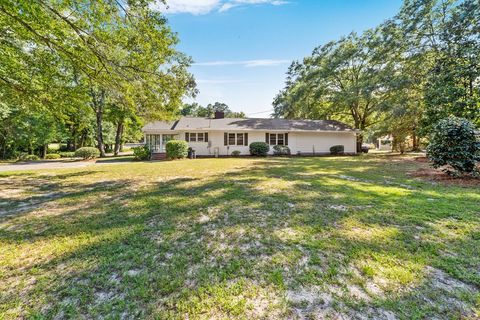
[
  {"x1": 59, "y1": 152, "x2": 75, "y2": 158},
  {"x1": 133, "y1": 145, "x2": 151, "y2": 161},
  {"x1": 231, "y1": 150, "x2": 241, "y2": 157},
  {"x1": 18, "y1": 154, "x2": 40, "y2": 161},
  {"x1": 249, "y1": 142, "x2": 270, "y2": 156},
  {"x1": 166, "y1": 140, "x2": 188, "y2": 159},
  {"x1": 74, "y1": 147, "x2": 100, "y2": 160},
  {"x1": 330, "y1": 145, "x2": 345, "y2": 155},
  {"x1": 426, "y1": 117, "x2": 479, "y2": 176},
  {"x1": 45, "y1": 154, "x2": 61, "y2": 159},
  {"x1": 273, "y1": 145, "x2": 291, "y2": 156}
]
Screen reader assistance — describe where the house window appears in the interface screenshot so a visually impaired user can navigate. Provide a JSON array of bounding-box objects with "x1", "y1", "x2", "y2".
[
  {"x1": 237, "y1": 133, "x2": 244, "y2": 146},
  {"x1": 146, "y1": 134, "x2": 179, "y2": 152},
  {"x1": 146, "y1": 134, "x2": 161, "y2": 152},
  {"x1": 269, "y1": 134, "x2": 276, "y2": 145},
  {"x1": 185, "y1": 132, "x2": 209, "y2": 142},
  {"x1": 266, "y1": 133, "x2": 288, "y2": 146},
  {"x1": 224, "y1": 133, "x2": 248, "y2": 146},
  {"x1": 228, "y1": 133, "x2": 236, "y2": 145},
  {"x1": 277, "y1": 133, "x2": 284, "y2": 145}
]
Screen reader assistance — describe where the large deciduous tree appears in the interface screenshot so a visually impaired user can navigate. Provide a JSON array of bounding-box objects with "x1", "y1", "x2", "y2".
[
  {"x1": 398, "y1": 0, "x2": 480, "y2": 130},
  {"x1": 181, "y1": 102, "x2": 246, "y2": 118},
  {"x1": 274, "y1": 0, "x2": 479, "y2": 151},
  {"x1": 274, "y1": 28, "x2": 400, "y2": 152},
  {"x1": 0, "y1": 0, "x2": 195, "y2": 158}
]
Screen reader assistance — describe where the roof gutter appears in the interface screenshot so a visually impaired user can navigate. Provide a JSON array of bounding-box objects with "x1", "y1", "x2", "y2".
[{"x1": 144, "y1": 128, "x2": 359, "y2": 133}]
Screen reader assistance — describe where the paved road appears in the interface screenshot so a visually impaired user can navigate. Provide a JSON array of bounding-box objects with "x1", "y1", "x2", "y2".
[
  {"x1": 0, "y1": 161, "x2": 94, "y2": 172},
  {"x1": 0, "y1": 158, "x2": 139, "y2": 172}
]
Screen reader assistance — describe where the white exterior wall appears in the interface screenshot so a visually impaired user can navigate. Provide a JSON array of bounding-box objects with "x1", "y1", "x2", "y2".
[
  {"x1": 178, "y1": 131, "x2": 265, "y2": 156},
  {"x1": 288, "y1": 132, "x2": 357, "y2": 154},
  {"x1": 146, "y1": 130, "x2": 357, "y2": 156}
]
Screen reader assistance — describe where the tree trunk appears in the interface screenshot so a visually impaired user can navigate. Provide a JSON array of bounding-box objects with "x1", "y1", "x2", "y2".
[
  {"x1": 80, "y1": 131, "x2": 87, "y2": 147},
  {"x1": 91, "y1": 88, "x2": 106, "y2": 157},
  {"x1": 114, "y1": 121, "x2": 124, "y2": 156},
  {"x1": 42, "y1": 144, "x2": 47, "y2": 159},
  {"x1": 411, "y1": 131, "x2": 419, "y2": 151},
  {"x1": 356, "y1": 133, "x2": 363, "y2": 153},
  {"x1": 356, "y1": 120, "x2": 366, "y2": 153},
  {"x1": 96, "y1": 108, "x2": 106, "y2": 157}
]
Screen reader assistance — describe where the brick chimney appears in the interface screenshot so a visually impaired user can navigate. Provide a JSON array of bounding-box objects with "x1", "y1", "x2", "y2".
[{"x1": 214, "y1": 111, "x2": 225, "y2": 119}]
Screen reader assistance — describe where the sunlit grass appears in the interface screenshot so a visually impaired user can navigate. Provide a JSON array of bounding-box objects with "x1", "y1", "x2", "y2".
[{"x1": 0, "y1": 155, "x2": 479, "y2": 319}]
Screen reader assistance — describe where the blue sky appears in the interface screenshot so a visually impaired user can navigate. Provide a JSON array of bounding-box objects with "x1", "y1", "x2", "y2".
[{"x1": 159, "y1": 0, "x2": 403, "y2": 117}]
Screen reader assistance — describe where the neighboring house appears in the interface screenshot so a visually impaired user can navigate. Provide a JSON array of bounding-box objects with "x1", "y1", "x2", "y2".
[
  {"x1": 142, "y1": 112, "x2": 358, "y2": 158},
  {"x1": 377, "y1": 136, "x2": 393, "y2": 151}
]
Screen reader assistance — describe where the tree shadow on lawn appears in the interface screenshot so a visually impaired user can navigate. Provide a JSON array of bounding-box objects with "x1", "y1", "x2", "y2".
[
  {"x1": 0, "y1": 158, "x2": 479, "y2": 319},
  {"x1": 95, "y1": 156, "x2": 135, "y2": 164},
  {"x1": 0, "y1": 171, "x2": 112, "y2": 220}
]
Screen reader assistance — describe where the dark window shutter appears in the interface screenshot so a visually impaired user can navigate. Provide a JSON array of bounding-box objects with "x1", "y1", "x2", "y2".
[
  {"x1": 244, "y1": 133, "x2": 248, "y2": 146},
  {"x1": 265, "y1": 133, "x2": 269, "y2": 144},
  {"x1": 185, "y1": 132, "x2": 189, "y2": 142},
  {"x1": 285, "y1": 133, "x2": 288, "y2": 146},
  {"x1": 224, "y1": 133, "x2": 228, "y2": 146},
  {"x1": 205, "y1": 132, "x2": 208, "y2": 142}
]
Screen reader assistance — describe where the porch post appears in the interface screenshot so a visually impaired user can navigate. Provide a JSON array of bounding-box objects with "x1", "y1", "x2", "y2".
[{"x1": 144, "y1": 133, "x2": 149, "y2": 152}]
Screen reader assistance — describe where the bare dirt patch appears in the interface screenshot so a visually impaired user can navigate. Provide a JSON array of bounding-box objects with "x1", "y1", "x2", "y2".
[
  {"x1": 409, "y1": 168, "x2": 480, "y2": 187},
  {"x1": 414, "y1": 156, "x2": 428, "y2": 163}
]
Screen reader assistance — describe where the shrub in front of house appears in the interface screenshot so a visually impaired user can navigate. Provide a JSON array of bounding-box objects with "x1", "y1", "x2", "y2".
[
  {"x1": 74, "y1": 147, "x2": 100, "y2": 160},
  {"x1": 273, "y1": 145, "x2": 290, "y2": 156},
  {"x1": 330, "y1": 145, "x2": 345, "y2": 155},
  {"x1": 249, "y1": 142, "x2": 269, "y2": 156},
  {"x1": 231, "y1": 150, "x2": 241, "y2": 157},
  {"x1": 45, "y1": 153, "x2": 61, "y2": 159},
  {"x1": 426, "y1": 117, "x2": 479, "y2": 176},
  {"x1": 166, "y1": 140, "x2": 188, "y2": 159},
  {"x1": 59, "y1": 151, "x2": 75, "y2": 158},
  {"x1": 133, "y1": 145, "x2": 151, "y2": 161}
]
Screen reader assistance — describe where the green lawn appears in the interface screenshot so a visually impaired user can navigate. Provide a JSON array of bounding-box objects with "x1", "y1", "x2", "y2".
[{"x1": 0, "y1": 155, "x2": 479, "y2": 319}]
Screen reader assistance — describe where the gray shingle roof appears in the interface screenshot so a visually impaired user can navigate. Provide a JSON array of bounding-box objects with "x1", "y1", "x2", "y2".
[
  {"x1": 143, "y1": 120, "x2": 178, "y2": 132},
  {"x1": 144, "y1": 117, "x2": 356, "y2": 132}
]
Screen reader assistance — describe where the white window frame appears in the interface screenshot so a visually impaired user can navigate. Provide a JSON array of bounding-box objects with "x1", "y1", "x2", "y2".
[
  {"x1": 186, "y1": 132, "x2": 209, "y2": 143},
  {"x1": 224, "y1": 132, "x2": 248, "y2": 146},
  {"x1": 267, "y1": 133, "x2": 287, "y2": 146}
]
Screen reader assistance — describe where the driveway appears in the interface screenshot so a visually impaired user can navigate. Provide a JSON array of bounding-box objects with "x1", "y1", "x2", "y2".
[
  {"x1": 0, "y1": 160, "x2": 94, "y2": 172},
  {"x1": 0, "y1": 157, "x2": 135, "y2": 172}
]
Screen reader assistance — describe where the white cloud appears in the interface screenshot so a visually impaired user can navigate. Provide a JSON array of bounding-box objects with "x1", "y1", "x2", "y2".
[
  {"x1": 219, "y1": 0, "x2": 288, "y2": 12},
  {"x1": 218, "y1": 3, "x2": 237, "y2": 12},
  {"x1": 155, "y1": 0, "x2": 288, "y2": 15},
  {"x1": 152, "y1": 0, "x2": 221, "y2": 15},
  {"x1": 193, "y1": 59, "x2": 290, "y2": 67}
]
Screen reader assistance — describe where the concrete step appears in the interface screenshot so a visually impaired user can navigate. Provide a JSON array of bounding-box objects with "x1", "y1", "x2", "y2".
[{"x1": 151, "y1": 153, "x2": 167, "y2": 160}]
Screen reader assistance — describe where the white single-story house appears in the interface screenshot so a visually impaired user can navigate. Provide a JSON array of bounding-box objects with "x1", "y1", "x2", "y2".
[{"x1": 142, "y1": 112, "x2": 358, "y2": 159}]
